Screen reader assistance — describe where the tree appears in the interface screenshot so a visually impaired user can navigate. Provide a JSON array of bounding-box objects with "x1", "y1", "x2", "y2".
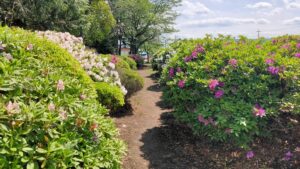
[
  {"x1": 0, "y1": 0, "x2": 116, "y2": 52},
  {"x1": 110, "y1": 0, "x2": 181, "y2": 54}
]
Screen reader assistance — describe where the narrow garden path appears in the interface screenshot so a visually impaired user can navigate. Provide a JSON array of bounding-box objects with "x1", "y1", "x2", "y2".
[{"x1": 113, "y1": 66, "x2": 171, "y2": 169}]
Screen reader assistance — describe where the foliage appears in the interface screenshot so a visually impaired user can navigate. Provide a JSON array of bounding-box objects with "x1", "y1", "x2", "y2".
[
  {"x1": 152, "y1": 47, "x2": 174, "y2": 74},
  {"x1": 94, "y1": 82, "x2": 125, "y2": 111},
  {"x1": 105, "y1": 55, "x2": 144, "y2": 97},
  {"x1": 160, "y1": 35, "x2": 300, "y2": 146},
  {"x1": 0, "y1": 0, "x2": 115, "y2": 50},
  {"x1": 122, "y1": 56, "x2": 137, "y2": 70},
  {"x1": 37, "y1": 30, "x2": 127, "y2": 95},
  {"x1": 84, "y1": 0, "x2": 116, "y2": 47},
  {"x1": 110, "y1": 0, "x2": 181, "y2": 54},
  {"x1": 130, "y1": 54, "x2": 145, "y2": 69},
  {"x1": 0, "y1": 26, "x2": 125, "y2": 168}
]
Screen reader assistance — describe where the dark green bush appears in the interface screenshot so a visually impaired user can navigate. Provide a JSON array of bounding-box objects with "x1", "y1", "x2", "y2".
[
  {"x1": 0, "y1": 26, "x2": 125, "y2": 168},
  {"x1": 117, "y1": 68, "x2": 144, "y2": 97},
  {"x1": 94, "y1": 82, "x2": 125, "y2": 111}
]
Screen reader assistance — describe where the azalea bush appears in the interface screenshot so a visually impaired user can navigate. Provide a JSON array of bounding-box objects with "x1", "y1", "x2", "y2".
[
  {"x1": 37, "y1": 31, "x2": 127, "y2": 95},
  {"x1": 160, "y1": 35, "x2": 300, "y2": 146},
  {"x1": 108, "y1": 55, "x2": 144, "y2": 97},
  {"x1": 130, "y1": 54, "x2": 144, "y2": 69},
  {"x1": 0, "y1": 27, "x2": 125, "y2": 168}
]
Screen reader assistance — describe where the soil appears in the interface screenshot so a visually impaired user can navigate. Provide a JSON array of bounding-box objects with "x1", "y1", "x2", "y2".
[{"x1": 113, "y1": 66, "x2": 300, "y2": 169}]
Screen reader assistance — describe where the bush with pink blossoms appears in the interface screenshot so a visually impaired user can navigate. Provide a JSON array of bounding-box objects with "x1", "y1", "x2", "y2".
[
  {"x1": 160, "y1": 35, "x2": 300, "y2": 146},
  {"x1": 0, "y1": 27, "x2": 125, "y2": 168}
]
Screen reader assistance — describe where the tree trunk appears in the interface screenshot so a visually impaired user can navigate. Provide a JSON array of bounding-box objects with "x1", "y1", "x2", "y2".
[{"x1": 130, "y1": 41, "x2": 139, "y2": 54}]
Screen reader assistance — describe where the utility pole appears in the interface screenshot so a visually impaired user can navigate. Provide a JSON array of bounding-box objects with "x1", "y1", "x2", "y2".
[{"x1": 257, "y1": 29, "x2": 261, "y2": 39}]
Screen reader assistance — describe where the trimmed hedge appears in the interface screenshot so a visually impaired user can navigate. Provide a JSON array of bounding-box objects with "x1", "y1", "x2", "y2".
[
  {"x1": 160, "y1": 35, "x2": 300, "y2": 146},
  {"x1": 122, "y1": 56, "x2": 137, "y2": 70},
  {"x1": 94, "y1": 82, "x2": 125, "y2": 111},
  {"x1": 0, "y1": 27, "x2": 125, "y2": 168}
]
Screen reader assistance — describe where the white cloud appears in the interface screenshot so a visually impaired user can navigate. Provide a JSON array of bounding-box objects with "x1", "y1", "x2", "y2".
[
  {"x1": 283, "y1": 0, "x2": 300, "y2": 8},
  {"x1": 185, "y1": 17, "x2": 270, "y2": 27},
  {"x1": 284, "y1": 17, "x2": 300, "y2": 24},
  {"x1": 180, "y1": 0, "x2": 212, "y2": 16},
  {"x1": 246, "y1": 2, "x2": 273, "y2": 9},
  {"x1": 260, "y1": 7, "x2": 283, "y2": 16}
]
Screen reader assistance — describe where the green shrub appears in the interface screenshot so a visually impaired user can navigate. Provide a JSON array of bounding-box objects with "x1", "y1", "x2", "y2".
[
  {"x1": 117, "y1": 68, "x2": 144, "y2": 97},
  {"x1": 106, "y1": 55, "x2": 144, "y2": 97},
  {"x1": 94, "y1": 82, "x2": 125, "y2": 111},
  {"x1": 0, "y1": 26, "x2": 125, "y2": 168},
  {"x1": 122, "y1": 56, "x2": 137, "y2": 70},
  {"x1": 130, "y1": 54, "x2": 144, "y2": 69},
  {"x1": 161, "y1": 35, "x2": 300, "y2": 147}
]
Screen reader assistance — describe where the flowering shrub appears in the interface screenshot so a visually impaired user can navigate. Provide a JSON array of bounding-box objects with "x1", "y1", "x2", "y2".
[
  {"x1": 130, "y1": 54, "x2": 144, "y2": 69},
  {"x1": 37, "y1": 31, "x2": 127, "y2": 95},
  {"x1": 160, "y1": 35, "x2": 300, "y2": 146},
  {"x1": 0, "y1": 27, "x2": 125, "y2": 168},
  {"x1": 106, "y1": 55, "x2": 144, "y2": 97}
]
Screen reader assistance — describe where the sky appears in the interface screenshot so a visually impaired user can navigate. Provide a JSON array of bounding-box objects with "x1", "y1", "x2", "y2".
[{"x1": 174, "y1": 0, "x2": 300, "y2": 39}]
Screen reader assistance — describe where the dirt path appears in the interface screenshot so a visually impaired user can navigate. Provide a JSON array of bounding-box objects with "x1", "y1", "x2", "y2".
[{"x1": 113, "y1": 67, "x2": 168, "y2": 169}]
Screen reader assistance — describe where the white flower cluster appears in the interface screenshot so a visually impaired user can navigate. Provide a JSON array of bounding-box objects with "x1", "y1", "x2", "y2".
[{"x1": 37, "y1": 31, "x2": 127, "y2": 94}]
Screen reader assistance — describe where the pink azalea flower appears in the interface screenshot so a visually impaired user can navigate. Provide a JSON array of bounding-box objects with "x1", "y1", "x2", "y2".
[
  {"x1": 195, "y1": 44, "x2": 205, "y2": 53},
  {"x1": 283, "y1": 151, "x2": 293, "y2": 161},
  {"x1": 169, "y1": 68, "x2": 175, "y2": 77},
  {"x1": 228, "y1": 59, "x2": 238, "y2": 67},
  {"x1": 272, "y1": 39, "x2": 277, "y2": 44},
  {"x1": 59, "y1": 109, "x2": 68, "y2": 120},
  {"x1": 26, "y1": 44, "x2": 33, "y2": 51},
  {"x1": 56, "y1": 80, "x2": 65, "y2": 91},
  {"x1": 295, "y1": 53, "x2": 300, "y2": 58},
  {"x1": 215, "y1": 90, "x2": 224, "y2": 99},
  {"x1": 111, "y1": 55, "x2": 118, "y2": 64},
  {"x1": 256, "y1": 45, "x2": 262, "y2": 49},
  {"x1": 80, "y1": 94, "x2": 87, "y2": 100},
  {"x1": 281, "y1": 44, "x2": 291, "y2": 50},
  {"x1": 48, "y1": 103, "x2": 56, "y2": 111},
  {"x1": 198, "y1": 115, "x2": 205, "y2": 123},
  {"x1": 296, "y1": 43, "x2": 300, "y2": 49},
  {"x1": 253, "y1": 104, "x2": 266, "y2": 117},
  {"x1": 184, "y1": 56, "x2": 192, "y2": 62},
  {"x1": 246, "y1": 151, "x2": 254, "y2": 159},
  {"x1": 6, "y1": 101, "x2": 20, "y2": 115},
  {"x1": 209, "y1": 79, "x2": 219, "y2": 91},
  {"x1": 178, "y1": 80, "x2": 185, "y2": 88},
  {"x1": 177, "y1": 67, "x2": 182, "y2": 73},
  {"x1": 191, "y1": 51, "x2": 198, "y2": 59},
  {"x1": 267, "y1": 66, "x2": 279, "y2": 75},
  {"x1": 265, "y1": 58, "x2": 275, "y2": 65}
]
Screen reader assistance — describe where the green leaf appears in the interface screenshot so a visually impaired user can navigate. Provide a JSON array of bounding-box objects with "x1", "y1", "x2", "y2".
[
  {"x1": 36, "y1": 148, "x2": 47, "y2": 154},
  {"x1": 22, "y1": 147, "x2": 34, "y2": 153},
  {"x1": 26, "y1": 161, "x2": 34, "y2": 169}
]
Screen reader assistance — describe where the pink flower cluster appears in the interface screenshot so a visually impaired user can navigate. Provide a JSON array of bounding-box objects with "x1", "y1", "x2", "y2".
[
  {"x1": 228, "y1": 59, "x2": 238, "y2": 67},
  {"x1": 281, "y1": 43, "x2": 291, "y2": 50},
  {"x1": 209, "y1": 79, "x2": 225, "y2": 99},
  {"x1": 111, "y1": 55, "x2": 118, "y2": 64},
  {"x1": 169, "y1": 68, "x2": 175, "y2": 77},
  {"x1": 253, "y1": 104, "x2": 266, "y2": 117},
  {"x1": 178, "y1": 80, "x2": 185, "y2": 88},
  {"x1": 297, "y1": 43, "x2": 300, "y2": 49},
  {"x1": 246, "y1": 151, "x2": 254, "y2": 159},
  {"x1": 184, "y1": 44, "x2": 205, "y2": 62},
  {"x1": 198, "y1": 115, "x2": 216, "y2": 126},
  {"x1": 56, "y1": 80, "x2": 65, "y2": 91},
  {"x1": 265, "y1": 58, "x2": 275, "y2": 65},
  {"x1": 6, "y1": 101, "x2": 20, "y2": 115},
  {"x1": 267, "y1": 66, "x2": 280, "y2": 75},
  {"x1": 295, "y1": 53, "x2": 300, "y2": 58}
]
